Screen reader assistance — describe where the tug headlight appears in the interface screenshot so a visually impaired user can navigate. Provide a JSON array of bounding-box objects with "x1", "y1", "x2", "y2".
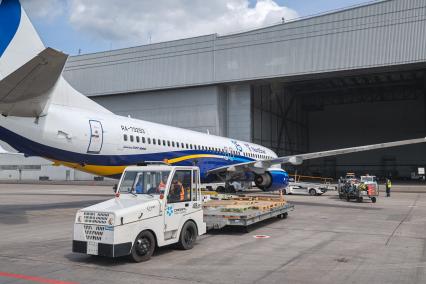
[
  {"x1": 75, "y1": 211, "x2": 84, "y2": 223},
  {"x1": 107, "y1": 215, "x2": 115, "y2": 226}
]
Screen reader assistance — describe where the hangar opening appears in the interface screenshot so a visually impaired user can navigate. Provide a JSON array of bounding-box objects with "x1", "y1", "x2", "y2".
[{"x1": 251, "y1": 66, "x2": 426, "y2": 179}]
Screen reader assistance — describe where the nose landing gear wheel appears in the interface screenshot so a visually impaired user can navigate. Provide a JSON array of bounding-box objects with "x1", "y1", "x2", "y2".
[
  {"x1": 371, "y1": 197, "x2": 377, "y2": 203},
  {"x1": 130, "y1": 230, "x2": 156, "y2": 262}
]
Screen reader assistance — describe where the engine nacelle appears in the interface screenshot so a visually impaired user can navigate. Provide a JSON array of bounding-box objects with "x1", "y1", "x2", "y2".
[{"x1": 254, "y1": 169, "x2": 289, "y2": 191}]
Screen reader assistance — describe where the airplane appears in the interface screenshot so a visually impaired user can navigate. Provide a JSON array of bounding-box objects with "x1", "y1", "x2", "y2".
[{"x1": 0, "y1": 0, "x2": 425, "y2": 192}]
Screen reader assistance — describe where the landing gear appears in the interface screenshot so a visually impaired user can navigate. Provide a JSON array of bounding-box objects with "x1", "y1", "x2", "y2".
[{"x1": 216, "y1": 184, "x2": 236, "y2": 193}]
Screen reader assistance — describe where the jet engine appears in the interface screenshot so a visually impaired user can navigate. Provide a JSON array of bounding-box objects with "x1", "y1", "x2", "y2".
[{"x1": 254, "y1": 169, "x2": 289, "y2": 191}]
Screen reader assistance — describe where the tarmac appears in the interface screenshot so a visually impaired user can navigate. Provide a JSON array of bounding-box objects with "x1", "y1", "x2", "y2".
[{"x1": 1, "y1": 183, "x2": 426, "y2": 284}]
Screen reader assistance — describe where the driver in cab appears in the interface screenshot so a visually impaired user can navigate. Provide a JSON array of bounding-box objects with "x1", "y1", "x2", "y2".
[
  {"x1": 169, "y1": 176, "x2": 184, "y2": 202},
  {"x1": 147, "y1": 176, "x2": 168, "y2": 194}
]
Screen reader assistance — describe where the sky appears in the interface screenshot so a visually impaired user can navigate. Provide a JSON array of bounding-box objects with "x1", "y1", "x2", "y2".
[{"x1": 20, "y1": 0, "x2": 380, "y2": 56}]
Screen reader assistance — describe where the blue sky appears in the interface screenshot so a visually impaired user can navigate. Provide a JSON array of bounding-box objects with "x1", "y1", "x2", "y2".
[{"x1": 25, "y1": 0, "x2": 376, "y2": 56}]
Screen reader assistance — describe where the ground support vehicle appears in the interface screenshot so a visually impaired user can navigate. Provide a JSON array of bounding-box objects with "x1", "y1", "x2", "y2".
[
  {"x1": 286, "y1": 174, "x2": 336, "y2": 196},
  {"x1": 286, "y1": 182, "x2": 335, "y2": 196},
  {"x1": 73, "y1": 166, "x2": 293, "y2": 262},
  {"x1": 338, "y1": 175, "x2": 379, "y2": 203},
  {"x1": 73, "y1": 166, "x2": 206, "y2": 262}
]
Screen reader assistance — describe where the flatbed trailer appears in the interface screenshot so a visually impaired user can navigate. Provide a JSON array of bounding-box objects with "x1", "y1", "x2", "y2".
[{"x1": 204, "y1": 203, "x2": 294, "y2": 230}]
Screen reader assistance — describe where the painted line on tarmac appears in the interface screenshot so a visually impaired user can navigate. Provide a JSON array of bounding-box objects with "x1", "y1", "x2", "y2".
[{"x1": 0, "y1": 272, "x2": 78, "y2": 284}]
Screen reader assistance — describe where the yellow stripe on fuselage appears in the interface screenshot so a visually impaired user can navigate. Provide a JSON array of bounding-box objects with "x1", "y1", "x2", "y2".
[
  {"x1": 165, "y1": 154, "x2": 220, "y2": 164},
  {"x1": 51, "y1": 154, "x2": 224, "y2": 177},
  {"x1": 52, "y1": 160, "x2": 127, "y2": 176}
]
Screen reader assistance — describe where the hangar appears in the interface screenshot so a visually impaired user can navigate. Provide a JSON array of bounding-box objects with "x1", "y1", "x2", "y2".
[
  {"x1": 62, "y1": 0, "x2": 426, "y2": 179},
  {"x1": 2, "y1": 0, "x2": 425, "y2": 181}
]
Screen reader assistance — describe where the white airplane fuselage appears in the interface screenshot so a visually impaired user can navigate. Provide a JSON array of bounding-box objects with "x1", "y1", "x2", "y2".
[{"x1": 0, "y1": 102, "x2": 279, "y2": 181}]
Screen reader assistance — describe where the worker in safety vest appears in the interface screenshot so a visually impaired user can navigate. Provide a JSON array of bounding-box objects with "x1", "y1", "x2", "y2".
[
  {"x1": 170, "y1": 177, "x2": 185, "y2": 202},
  {"x1": 385, "y1": 178, "x2": 392, "y2": 197}
]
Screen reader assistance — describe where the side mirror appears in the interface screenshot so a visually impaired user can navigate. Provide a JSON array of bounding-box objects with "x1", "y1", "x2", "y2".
[{"x1": 113, "y1": 184, "x2": 118, "y2": 193}]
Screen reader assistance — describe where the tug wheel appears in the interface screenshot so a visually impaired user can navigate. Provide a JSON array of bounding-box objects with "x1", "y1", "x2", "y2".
[
  {"x1": 130, "y1": 230, "x2": 156, "y2": 262},
  {"x1": 178, "y1": 221, "x2": 198, "y2": 250}
]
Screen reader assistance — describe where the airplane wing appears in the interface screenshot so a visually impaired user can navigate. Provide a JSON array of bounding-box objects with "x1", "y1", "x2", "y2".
[
  {"x1": 0, "y1": 48, "x2": 68, "y2": 117},
  {"x1": 207, "y1": 137, "x2": 426, "y2": 175}
]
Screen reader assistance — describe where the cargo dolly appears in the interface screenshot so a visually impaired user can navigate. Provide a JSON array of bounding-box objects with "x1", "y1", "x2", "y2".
[
  {"x1": 204, "y1": 203, "x2": 294, "y2": 230},
  {"x1": 203, "y1": 195, "x2": 294, "y2": 231}
]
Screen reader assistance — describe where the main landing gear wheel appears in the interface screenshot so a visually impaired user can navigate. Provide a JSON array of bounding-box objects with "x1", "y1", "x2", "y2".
[
  {"x1": 178, "y1": 221, "x2": 198, "y2": 250},
  {"x1": 357, "y1": 197, "x2": 363, "y2": 203},
  {"x1": 216, "y1": 186, "x2": 225, "y2": 193},
  {"x1": 226, "y1": 185, "x2": 236, "y2": 194},
  {"x1": 309, "y1": 189, "x2": 316, "y2": 196},
  {"x1": 371, "y1": 197, "x2": 377, "y2": 203},
  {"x1": 130, "y1": 230, "x2": 156, "y2": 262}
]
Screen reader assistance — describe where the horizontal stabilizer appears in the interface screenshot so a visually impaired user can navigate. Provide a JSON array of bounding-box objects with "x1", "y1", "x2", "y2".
[{"x1": 0, "y1": 48, "x2": 68, "y2": 117}]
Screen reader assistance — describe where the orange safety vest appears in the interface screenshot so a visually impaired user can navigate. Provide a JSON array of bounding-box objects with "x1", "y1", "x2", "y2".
[{"x1": 179, "y1": 185, "x2": 185, "y2": 201}]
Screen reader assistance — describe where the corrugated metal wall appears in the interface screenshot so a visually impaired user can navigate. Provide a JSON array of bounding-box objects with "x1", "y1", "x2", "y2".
[
  {"x1": 92, "y1": 86, "x2": 221, "y2": 135},
  {"x1": 64, "y1": 0, "x2": 426, "y2": 96}
]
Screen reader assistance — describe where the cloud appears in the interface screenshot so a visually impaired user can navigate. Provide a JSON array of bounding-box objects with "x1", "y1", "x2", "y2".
[
  {"x1": 21, "y1": 0, "x2": 66, "y2": 20},
  {"x1": 67, "y1": 0, "x2": 299, "y2": 46}
]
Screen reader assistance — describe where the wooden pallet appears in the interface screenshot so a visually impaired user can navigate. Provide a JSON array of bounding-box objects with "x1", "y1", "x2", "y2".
[{"x1": 204, "y1": 197, "x2": 286, "y2": 212}]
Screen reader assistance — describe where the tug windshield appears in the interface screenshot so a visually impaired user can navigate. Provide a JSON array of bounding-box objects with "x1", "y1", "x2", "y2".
[{"x1": 119, "y1": 170, "x2": 170, "y2": 195}]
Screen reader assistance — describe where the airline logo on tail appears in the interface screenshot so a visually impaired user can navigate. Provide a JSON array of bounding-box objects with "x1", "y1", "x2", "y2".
[{"x1": 0, "y1": 0, "x2": 21, "y2": 57}]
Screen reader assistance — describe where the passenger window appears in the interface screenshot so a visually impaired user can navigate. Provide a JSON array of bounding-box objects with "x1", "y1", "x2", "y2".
[
  {"x1": 176, "y1": 142, "x2": 180, "y2": 148},
  {"x1": 181, "y1": 142, "x2": 184, "y2": 148},
  {"x1": 186, "y1": 143, "x2": 189, "y2": 149},
  {"x1": 142, "y1": 137, "x2": 146, "y2": 143},
  {"x1": 158, "y1": 139, "x2": 161, "y2": 145},
  {"x1": 130, "y1": 135, "x2": 134, "y2": 142},
  {"x1": 163, "y1": 140, "x2": 166, "y2": 146},
  {"x1": 172, "y1": 141, "x2": 175, "y2": 147},
  {"x1": 167, "y1": 170, "x2": 192, "y2": 203},
  {"x1": 123, "y1": 134, "x2": 128, "y2": 141},
  {"x1": 167, "y1": 141, "x2": 171, "y2": 147},
  {"x1": 148, "y1": 138, "x2": 151, "y2": 144},
  {"x1": 136, "y1": 136, "x2": 140, "y2": 143},
  {"x1": 153, "y1": 139, "x2": 156, "y2": 145}
]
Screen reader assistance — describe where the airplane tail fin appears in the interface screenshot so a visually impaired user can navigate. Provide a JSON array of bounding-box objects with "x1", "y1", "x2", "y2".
[
  {"x1": 0, "y1": 0, "x2": 112, "y2": 117},
  {"x1": 0, "y1": 0, "x2": 45, "y2": 79}
]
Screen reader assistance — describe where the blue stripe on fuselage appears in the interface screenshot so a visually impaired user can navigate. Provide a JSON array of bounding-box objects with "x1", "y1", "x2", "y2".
[
  {"x1": 0, "y1": 126, "x2": 253, "y2": 178},
  {"x1": 0, "y1": 0, "x2": 21, "y2": 57}
]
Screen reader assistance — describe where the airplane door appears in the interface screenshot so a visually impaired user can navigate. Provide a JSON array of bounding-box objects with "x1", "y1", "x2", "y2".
[{"x1": 87, "y1": 120, "x2": 103, "y2": 154}]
